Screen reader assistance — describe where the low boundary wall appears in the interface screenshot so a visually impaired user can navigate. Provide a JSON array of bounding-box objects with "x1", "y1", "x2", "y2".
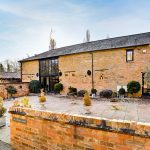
[
  {"x1": 0, "y1": 82, "x2": 29, "y2": 99},
  {"x1": 9, "y1": 107, "x2": 150, "y2": 150}
]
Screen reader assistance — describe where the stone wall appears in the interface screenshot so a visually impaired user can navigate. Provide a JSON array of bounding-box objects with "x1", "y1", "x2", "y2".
[
  {"x1": 22, "y1": 60, "x2": 39, "y2": 82},
  {"x1": 9, "y1": 107, "x2": 150, "y2": 150},
  {"x1": 59, "y1": 45, "x2": 150, "y2": 96},
  {"x1": 0, "y1": 82, "x2": 29, "y2": 99}
]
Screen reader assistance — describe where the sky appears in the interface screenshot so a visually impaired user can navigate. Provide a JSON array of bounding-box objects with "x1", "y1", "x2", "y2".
[{"x1": 0, "y1": 0, "x2": 150, "y2": 61}]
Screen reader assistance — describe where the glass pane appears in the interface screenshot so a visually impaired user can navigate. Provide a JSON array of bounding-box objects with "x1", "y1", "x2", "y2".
[{"x1": 127, "y1": 51, "x2": 133, "y2": 61}]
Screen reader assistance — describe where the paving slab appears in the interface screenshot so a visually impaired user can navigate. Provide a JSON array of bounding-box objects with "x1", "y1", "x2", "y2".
[{"x1": 1, "y1": 95, "x2": 150, "y2": 146}]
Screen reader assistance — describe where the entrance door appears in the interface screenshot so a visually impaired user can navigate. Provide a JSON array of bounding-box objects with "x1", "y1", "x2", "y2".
[{"x1": 49, "y1": 76, "x2": 59, "y2": 92}]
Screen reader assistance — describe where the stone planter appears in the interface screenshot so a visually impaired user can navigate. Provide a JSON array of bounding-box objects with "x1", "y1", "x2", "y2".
[
  {"x1": 91, "y1": 93, "x2": 96, "y2": 98},
  {"x1": 0, "y1": 116, "x2": 6, "y2": 127},
  {"x1": 84, "y1": 106, "x2": 92, "y2": 114},
  {"x1": 40, "y1": 102, "x2": 46, "y2": 110}
]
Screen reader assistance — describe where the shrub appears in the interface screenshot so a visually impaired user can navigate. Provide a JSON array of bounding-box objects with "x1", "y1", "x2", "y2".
[
  {"x1": 68, "y1": 86, "x2": 77, "y2": 95},
  {"x1": 77, "y1": 90, "x2": 87, "y2": 97},
  {"x1": 29, "y1": 80, "x2": 41, "y2": 93},
  {"x1": 91, "y1": 88, "x2": 97, "y2": 94},
  {"x1": 0, "y1": 106, "x2": 6, "y2": 117},
  {"x1": 21, "y1": 97, "x2": 31, "y2": 108},
  {"x1": 54, "y1": 83, "x2": 63, "y2": 94},
  {"x1": 39, "y1": 96, "x2": 46, "y2": 103},
  {"x1": 6, "y1": 86, "x2": 17, "y2": 98},
  {"x1": 83, "y1": 92, "x2": 91, "y2": 106},
  {"x1": 119, "y1": 88, "x2": 126, "y2": 95},
  {"x1": 99, "y1": 89, "x2": 113, "y2": 99},
  {"x1": 112, "y1": 92, "x2": 117, "y2": 98},
  {"x1": 127, "y1": 81, "x2": 141, "y2": 95},
  {"x1": 0, "y1": 97, "x2": 6, "y2": 117}
]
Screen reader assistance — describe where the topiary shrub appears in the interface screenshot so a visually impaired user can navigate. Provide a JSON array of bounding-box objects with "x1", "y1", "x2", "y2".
[
  {"x1": 127, "y1": 81, "x2": 141, "y2": 95},
  {"x1": 99, "y1": 89, "x2": 113, "y2": 99},
  {"x1": 39, "y1": 96, "x2": 46, "y2": 103},
  {"x1": 77, "y1": 90, "x2": 87, "y2": 97},
  {"x1": 83, "y1": 92, "x2": 91, "y2": 106},
  {"x1": 29, "y1": 80, "x2": 41, "y2": 93},
  {"x1": 119, "y1": 88, "x2": 126, "y2": 95},
  {"x1": 68, "y1": 86, "x2": 77, "y2": 95},
  {"x1": 6, "y1": 86, "x2": 17, "y2": 98},
  {"x1": 91, "y1": 88, "x2": 97, "y2": 94},
  {"x1": 54, "y1": 83, "x2": 63, "y2": 94}
]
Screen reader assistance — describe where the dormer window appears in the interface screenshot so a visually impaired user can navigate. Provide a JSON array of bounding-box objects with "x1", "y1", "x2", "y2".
[{"x1": 126, "y1": 49, "x2": 134, "y2": 62}]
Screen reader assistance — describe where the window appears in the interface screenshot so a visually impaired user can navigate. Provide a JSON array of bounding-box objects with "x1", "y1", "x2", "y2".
[
  {"x1": 40, "y1": 58, "x2": 59, "y2": 76},
  {"x1": 126, "y1": 50, "x2": 134, "y2": 62}
]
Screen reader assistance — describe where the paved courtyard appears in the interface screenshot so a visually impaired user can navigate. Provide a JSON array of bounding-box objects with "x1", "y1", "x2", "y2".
[{"x1": 0, "y1": 95, "x2": 150, "y2": 148}]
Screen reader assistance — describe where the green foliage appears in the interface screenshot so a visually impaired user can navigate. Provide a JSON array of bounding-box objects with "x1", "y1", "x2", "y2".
[
  {"x1": 0, "y1": 97, "x2": 6, "y2": 117},
  {"x1": 112, "y1": 92, "x2": 117, "y2": 98},
  {"x1": 77, "y1": 90, "x2": 87, "y2": 97},
  {"x1": 83, "y1": 92, "x2": 91, "y2": 106},
  {"x1": 127, "y1": 81, "x2": 141, "y2": 94},
  {"x1": 91, "y1": 88, "x2": 97, "y2": 94},
  {"x1": 0, "y1": 63, "x2": 5, "y2": 72},
  {"x1": 54, "y1": 83, "x2": 63, "y2": 94},
  {"x1": 68, "y1": 86, "x2": 77, "y2": 95},
  {"x1": 119, "y1": 88, "x2": 126, "y2": 95},
  {"x1": 29, "y1": 80, "x2": 41, "y2": 93},
  {"x1": 6, "y1": 86, "x2": 17, "y2": 97},
  {"x1": 100, "y1": 89, "x2": 113, "y2": 99},
  {"x1": 21, "y1": 97, "x2": 31, "y2": 108}
]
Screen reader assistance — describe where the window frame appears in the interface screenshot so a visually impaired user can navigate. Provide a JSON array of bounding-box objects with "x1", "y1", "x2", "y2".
[{"x1": 126, "y1": 49, "x2": 134, "y2": 62}]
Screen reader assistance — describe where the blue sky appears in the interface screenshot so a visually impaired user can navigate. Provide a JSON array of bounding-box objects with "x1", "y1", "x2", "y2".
[{"x1": 0, "y1": 0, "x2": 150, "y2": 61}]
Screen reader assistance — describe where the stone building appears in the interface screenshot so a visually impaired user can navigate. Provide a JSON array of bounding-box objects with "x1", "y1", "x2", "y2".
[
  {"x1": 0, "y1": 72, "x2": 21, "y2": 83},
  {"x1": 20, "y1": 32, "x2": 150, "y2": 96},
  {"x1": 0, "y1": 72, "x2": 29, "y2": 99}
]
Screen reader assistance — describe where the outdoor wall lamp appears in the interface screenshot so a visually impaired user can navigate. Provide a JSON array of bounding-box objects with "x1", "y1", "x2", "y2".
[
  {"x1": 87, "y1": 70, "x2": 91, "y2": 76},
  {"x1": 59, "y1": 72, "x2": 62, "y2": 76}
]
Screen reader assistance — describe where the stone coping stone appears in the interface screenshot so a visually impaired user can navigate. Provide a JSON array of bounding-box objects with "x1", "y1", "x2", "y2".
[{"x1": 9, "y1": 107, "x2": 150, "y2": 138}]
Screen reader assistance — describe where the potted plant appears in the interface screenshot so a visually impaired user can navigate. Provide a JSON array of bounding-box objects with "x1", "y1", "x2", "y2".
[
  {"x1": 118, "y1": 88, "x2": 126, "y2": 98},
  {"x1": 39, "y1": 89, "x2": 46, "y2": 109},
  {"x1": 0, "y1": 97, "x2": 6, "y2": 127},
  {"x1": 127, "y1": 81, "x2": 141, "y2": 97},
  {"x1": 91, "y1": 88, "x2": 97, "y2": 98},
  {"x1": 54, "y1": 83, "x2": 63, "y2": 94},
  {"x1": 83, "y1": 92, "x2": 92, "y2": 114},
  {"x1": 6, "y1": 86, "x2": 17, "y2": 100}
]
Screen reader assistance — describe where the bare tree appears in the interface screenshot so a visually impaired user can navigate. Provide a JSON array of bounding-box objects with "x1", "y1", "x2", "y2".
[
  {"x1": 0, "y1": 63, "x2": 5, "y2": 72},
  {"x1": 3, "y1": 59, "x2": 20, "y2": 72},
  {"x1": 84, "y1": 29, "x2": 90, "y2": 42},
  {"x1": 49, "y1": 29, "x2": 56, "y2": 50}
]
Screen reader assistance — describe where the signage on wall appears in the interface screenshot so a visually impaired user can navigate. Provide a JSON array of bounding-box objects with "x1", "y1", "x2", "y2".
[{"x1": 12, "y1": 117, "x2": 27, "y2": 124}]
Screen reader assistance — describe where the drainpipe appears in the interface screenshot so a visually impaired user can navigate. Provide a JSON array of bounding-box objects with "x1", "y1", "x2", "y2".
[{"x1": 90, "y1": 53, "x2": 94, "y2": 89}]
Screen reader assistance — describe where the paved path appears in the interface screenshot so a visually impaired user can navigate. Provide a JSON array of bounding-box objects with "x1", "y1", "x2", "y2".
[
  {"x1": 1, "y1": 96, "x2": 150, "y2": 148},
  {"x1": 0, "y1": 100, "x2": 13, "y2": 144},
  {"x1": 0, "y1": 141, "x2": 11, "y2": 150}
]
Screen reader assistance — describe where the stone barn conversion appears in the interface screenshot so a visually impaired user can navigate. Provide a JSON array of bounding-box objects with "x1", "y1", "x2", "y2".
[{"x1": 20, "y1": 32, "x2": 150, "y2": 96}]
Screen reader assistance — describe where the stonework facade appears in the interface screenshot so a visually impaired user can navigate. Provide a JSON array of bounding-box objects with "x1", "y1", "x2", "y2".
[
  {"x1": 22, "y1": 60, "x2": 39, "y2": 82},
  {"x1": 21, "y1": 45, "x2": 150, "y2": 96},
  {"x1": 59, "y1": 45, "x2": 150, "y2": 95},
  {"x1": 0, "y1": 83, "x2": 29, "y2": 99}
]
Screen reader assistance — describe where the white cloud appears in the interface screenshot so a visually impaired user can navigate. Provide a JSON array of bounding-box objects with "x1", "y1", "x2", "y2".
[{"x1": 0, "y1": 0, "x2": 150, "y2": 61}]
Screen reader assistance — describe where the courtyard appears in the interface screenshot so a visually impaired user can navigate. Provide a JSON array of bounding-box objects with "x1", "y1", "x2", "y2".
[{"x1": 1, "y1": 95, "x2": 150, "y2": 149}]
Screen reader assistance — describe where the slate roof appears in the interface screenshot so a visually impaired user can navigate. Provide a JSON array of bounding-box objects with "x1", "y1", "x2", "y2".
[
  {"x1": 0, "y1": 72, "x2": 21, "y2": 79},
  {"x1": 20, "y1": 32, "x2": 150, "y2": 62}
]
